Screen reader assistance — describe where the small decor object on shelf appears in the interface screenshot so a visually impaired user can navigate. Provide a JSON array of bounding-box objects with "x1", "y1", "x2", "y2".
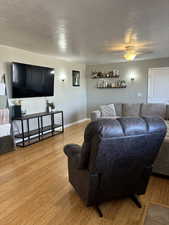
[
  {"x1": 46, "y1": 100, "x2": 55, "y2": 112},
  {"x1": 96, "y1": 79, "x2": 127, "y2": 89},
  {"x1": 91, "y1": 70, "x2": 120, "y2": 79},
  {"x1": 72, "y1": 70, "x2": 80, "y2": 87},
  {"x1": 91, "y1": 71, "x2": 98, "y2": 78},
  {"x1": 14, "y1": 99, "x2": 22, "y2": 106},
  {"x1": 12, "y1": 100, "x2": 22, "y2": 119},
  {"x1": 121, "y1": 80, "x2": 127, "y2": 88}
]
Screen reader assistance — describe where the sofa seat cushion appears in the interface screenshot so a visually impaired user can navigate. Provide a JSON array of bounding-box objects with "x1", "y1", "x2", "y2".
[
  {"x1": 100, "y1": 104, "x2": 116, "y2": 117},
  {"x1": 122, "y1": 104, "x2": 141, "y2": 117},
  {"x1": 141, "y1": 104, "x2": 166, "y2": 119}
]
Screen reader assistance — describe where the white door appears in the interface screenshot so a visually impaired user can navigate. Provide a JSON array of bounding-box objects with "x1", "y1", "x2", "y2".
[{"x1": 148, "y1": 67, "x2": 169, "y2": 103}]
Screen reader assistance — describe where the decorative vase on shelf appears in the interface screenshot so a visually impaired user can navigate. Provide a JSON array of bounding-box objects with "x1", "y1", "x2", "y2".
[{"x1": 121, "y1": 80, "x2": 126, "y2": 87}]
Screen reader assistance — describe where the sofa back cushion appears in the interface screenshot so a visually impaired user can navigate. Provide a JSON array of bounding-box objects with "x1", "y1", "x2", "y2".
[
  {"x1": 141, "y1": 104, "x2": 166, "y2": 119},
  {"x1": 100, "y1": 104, "x2": 116, "y2": 117},
  {"x1": 122, "y1": 104, "x2": 141, "y2": 117},
  {"x1": 114, "y1": 103, "x2": 123, "y2": 116}
]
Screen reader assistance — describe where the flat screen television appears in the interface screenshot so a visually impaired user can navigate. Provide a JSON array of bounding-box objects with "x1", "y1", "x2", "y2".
[{"x1": 12, "y1": 62, "x2": 54, "y2": 98}]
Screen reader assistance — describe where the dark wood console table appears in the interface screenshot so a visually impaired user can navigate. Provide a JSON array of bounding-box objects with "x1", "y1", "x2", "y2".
[{"x1": 13, "y1": 111, "x2": 64, "y2": 147}]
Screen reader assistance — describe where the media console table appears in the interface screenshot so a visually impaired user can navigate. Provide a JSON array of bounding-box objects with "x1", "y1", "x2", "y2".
[{"x1": 13, "y1": 111, "x2": 64, "y2": 147}]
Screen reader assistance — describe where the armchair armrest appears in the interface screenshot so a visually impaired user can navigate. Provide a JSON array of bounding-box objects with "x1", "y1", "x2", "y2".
[
  {"x1": 64, "y1": 144, "x2": 82, "y2": 169},
  {"x1": 90, "y1": 110, "x2": 101, "y2": 121}
]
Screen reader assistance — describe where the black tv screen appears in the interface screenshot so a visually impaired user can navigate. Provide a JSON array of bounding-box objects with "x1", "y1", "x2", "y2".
[{"x1": 12, "y1": 62, "x2": 54, "y2": 98}]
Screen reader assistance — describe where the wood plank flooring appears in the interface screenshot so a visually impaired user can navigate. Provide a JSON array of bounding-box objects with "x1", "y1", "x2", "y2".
[{"x1": 0, "y1": 121, "x2": 169, "y2": 225}]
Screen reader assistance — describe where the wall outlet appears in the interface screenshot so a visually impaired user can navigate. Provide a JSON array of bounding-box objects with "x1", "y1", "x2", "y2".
[{"x1": 137, "y1": 92, "x2": 142, "y2": 97}]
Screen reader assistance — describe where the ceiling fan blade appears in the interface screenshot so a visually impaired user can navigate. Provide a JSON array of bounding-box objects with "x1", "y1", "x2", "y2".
[
  {"x1": 124, "y1": 29, "x2": 138, "y2": 44},
  {"x1": 110, "y1": 50, "x2": 124, "y2": 53},
  {"x1": 100, "y1": 48, "x2": 124, "y2": 54},
  {"x1": 99, "y1": 49, "x2": 123, "y2": 54},
  {"x1": 137, "y1": 50, "x2": 154, "y2": 55}
]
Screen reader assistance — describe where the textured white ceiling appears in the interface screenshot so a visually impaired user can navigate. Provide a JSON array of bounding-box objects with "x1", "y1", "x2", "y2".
[{"x1": 0, "y1": 0, "x2": 169, "y2": 63}]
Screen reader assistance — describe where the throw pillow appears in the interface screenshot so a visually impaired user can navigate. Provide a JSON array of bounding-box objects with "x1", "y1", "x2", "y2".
[{"x1": 100, "y1": 104, "x2": 116, "y2": 117}]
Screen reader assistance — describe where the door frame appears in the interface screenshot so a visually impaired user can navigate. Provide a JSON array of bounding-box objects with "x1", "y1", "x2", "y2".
[{"x1": 148, "y1": 67, "x2": 169, "y2": 103}]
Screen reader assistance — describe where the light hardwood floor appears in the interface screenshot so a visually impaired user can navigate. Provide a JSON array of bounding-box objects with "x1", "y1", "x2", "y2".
[{"x1": 0, "y1": 121, "x2": 169, "y2": 225}]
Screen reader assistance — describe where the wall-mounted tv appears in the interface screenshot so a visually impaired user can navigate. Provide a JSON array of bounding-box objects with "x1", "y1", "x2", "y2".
[{"x1": 12, "y1": 62, "x2": 55, "y2": 98}]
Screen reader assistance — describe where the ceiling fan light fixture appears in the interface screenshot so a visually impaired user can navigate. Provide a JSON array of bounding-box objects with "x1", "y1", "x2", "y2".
[{"x1": 124, "y1": 51, "x2": 136, "y2": 61}]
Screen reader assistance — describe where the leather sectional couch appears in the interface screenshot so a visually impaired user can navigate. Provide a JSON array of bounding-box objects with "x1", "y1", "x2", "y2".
[
  {"x1": 91, "y1": 103, "x2": 169, "y2": 121},
  {"x1": 90, "y1": 103, "x2": 169, "y2": 176}
]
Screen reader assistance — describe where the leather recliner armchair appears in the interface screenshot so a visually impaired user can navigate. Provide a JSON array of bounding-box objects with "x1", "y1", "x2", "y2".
[{"x1": 64, "y1": 117, "x2": 166, "y2": 217}]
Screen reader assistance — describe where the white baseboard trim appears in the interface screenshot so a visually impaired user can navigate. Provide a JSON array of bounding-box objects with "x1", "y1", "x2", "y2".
[{"x1": 65, "y1": 118, "x2": 90, "y2": 128}]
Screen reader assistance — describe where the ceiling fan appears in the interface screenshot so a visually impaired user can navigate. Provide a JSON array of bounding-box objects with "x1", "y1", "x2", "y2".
[
  {"x1": 124, "y1": 45, "x2": 138, "y2": 61},
  {"x1": 104, "y1": 30, "x2": 154, "y2": 61}
]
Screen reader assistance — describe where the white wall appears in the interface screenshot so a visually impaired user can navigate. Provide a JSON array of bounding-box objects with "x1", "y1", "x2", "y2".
[{"x1": 0, "y1": 45, "x2": 87, "y2": 125}]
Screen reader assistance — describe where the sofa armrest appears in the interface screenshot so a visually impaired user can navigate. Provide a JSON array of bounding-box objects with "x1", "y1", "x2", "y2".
[
  {"x1": 64, "y1": 144, "x2": 82, "y2": 169},
  {"x1": 90, "y1": 110, "x2": 101, "y2": 121},
  {"x1": 166, "y1": 105, "x2": 169, "y2": 120}
]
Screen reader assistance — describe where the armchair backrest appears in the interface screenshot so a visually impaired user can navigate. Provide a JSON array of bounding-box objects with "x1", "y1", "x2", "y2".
[{"x1": 81, "y1": 117, "x2": 166, "y2": 200}]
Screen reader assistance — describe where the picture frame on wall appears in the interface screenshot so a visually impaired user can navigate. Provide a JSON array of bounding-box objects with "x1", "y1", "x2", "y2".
[{"x1": 72, "y1": 70, "x2": 80, "y2": 87}]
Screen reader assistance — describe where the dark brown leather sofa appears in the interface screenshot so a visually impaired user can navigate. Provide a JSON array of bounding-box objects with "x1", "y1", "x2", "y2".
[
  {"x1": 91, "y1": 103, "x2": 169, "y2": 176},
  {"x1": 64, "y1": 117, "x2": 166, "y2": 217}
]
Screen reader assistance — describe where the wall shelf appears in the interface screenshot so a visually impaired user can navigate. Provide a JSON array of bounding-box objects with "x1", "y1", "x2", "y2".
[
  {"x1": 97, "y1": 86, "x2": 127, "y2": 89},
  {"x1": 91, "y1": 75, "x2": 120, "y2": 79},
  {"x1": 91, "y1": 70, "x2": 127, "y2": 89}
]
